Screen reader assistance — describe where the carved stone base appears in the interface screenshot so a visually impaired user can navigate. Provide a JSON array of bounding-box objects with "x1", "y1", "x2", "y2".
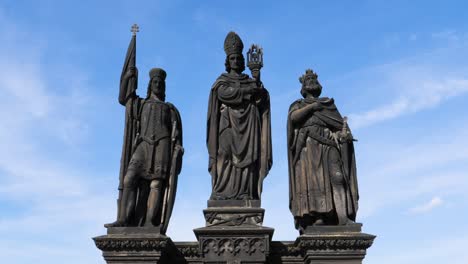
[
  {"x1": 195, "y1": 200, "x2": 274, "y2": 263},
  {"x1": 296, "y1": 224, "x2": 375, "y2": 264},
  {"x1": 204, "y1": 200, "x2": 264, "y2": 227},
  {"x1": 94, "y1": 226, "x2": 374, "y2": 263},
  {"x1": 204, "y1": 207, "x2": 265, "y2": 227},
  {"x1": 94, "y1": 220, "x2": 374, "y2": 263},
  {"x1": 93, "y1": 228, "x2": 184, "y2": 263},
  {"x1": 194, "y1": 226, "x2": 274, "y2": 263}
]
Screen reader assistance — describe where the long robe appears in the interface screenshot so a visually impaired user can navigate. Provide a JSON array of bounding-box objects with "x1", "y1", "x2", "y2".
[
  {"x1": 287, "y1": 97, "x2": 358, "y2": 221},
  {"x1": 207, "y1": 73, "x2": 272, "y2": 200}
]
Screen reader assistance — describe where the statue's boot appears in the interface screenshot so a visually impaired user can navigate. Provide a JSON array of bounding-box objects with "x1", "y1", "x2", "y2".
[
  {"x1": 313, "y1": 218, "x2": 325, "y2": 225},
  {"x1": 145, "y1": 180, "x2": 163, "y2": 227},
  {"x1": 104, "y1": 221, "x2": 124, "y2": 228},
  {"x1": 104, "y1": 194, "x2": 127, "y2": 227},
  {"x1": 104, "y1": 189, "x2": 135, "y2": 227},
  {"x1": 119, "y1": 187, "x2": 136, "y2": 225}
]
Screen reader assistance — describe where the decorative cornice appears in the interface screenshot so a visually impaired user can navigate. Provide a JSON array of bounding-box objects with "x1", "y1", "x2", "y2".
[
  {"x1": 93, "y1": 237, "x2": 169, "y2": 252},
  {"x1": 93, "y1": 234, "x2": 375, "y2": 261},
  {"x1": 297, "y1": 237, "x2": 375, "y2": 251}
]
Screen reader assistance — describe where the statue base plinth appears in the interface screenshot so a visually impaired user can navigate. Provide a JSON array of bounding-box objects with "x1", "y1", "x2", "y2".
[
  {"x1": 195, "y1": 201, "x2": 274, "y2": 263},
  {"x1": 93, "y1": 228, "x2": 184, "y2": 264},
  {"x1": 106, "y1": 226, "x2": 163, "y2": 234},
  {"x1": 94, "y1": 225, "x2": 374, "y2": 263},
  {"x1": 204, "y1": 199, "x2": 264, "y2": 227},
  {"x1": 295, "y1": 224, "x2": 375, "y2": 264}
]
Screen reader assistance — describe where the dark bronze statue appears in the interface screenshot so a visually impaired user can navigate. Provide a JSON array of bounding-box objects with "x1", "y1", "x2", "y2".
[
  {"x1": 206, "y1": 32, "x2": 272, "y2": 201},
  {"x1": 105, "y1": 25, "x2": 183, "y2": 234},
  {"x1": 287, "y1": 69, "x2": 358, "y2": 233}
]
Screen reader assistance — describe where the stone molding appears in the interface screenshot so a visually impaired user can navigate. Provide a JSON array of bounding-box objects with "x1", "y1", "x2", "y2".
[
  {"x1": 93, "y1": 235, "x2": 170, "y2": 252},
  {"x1": 297, "y1": 236, "x2": 375, "y2": 251}
]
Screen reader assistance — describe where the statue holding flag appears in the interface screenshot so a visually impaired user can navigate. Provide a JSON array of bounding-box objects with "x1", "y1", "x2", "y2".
[{"x1": 105, "y1": 25, "x2": 183, "y2": 235}]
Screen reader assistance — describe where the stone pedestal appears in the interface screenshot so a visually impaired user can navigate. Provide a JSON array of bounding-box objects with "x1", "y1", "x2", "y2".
[
  {"x1": 94, "y1": 224, "x2": 374, "y2": 264},
  {"x1": 194, "y1": 200, "x2": 275, "y2": 264},
  {"x1": 296, "y1": 224, "x2": 375, "y2": 264},
  {"x1": 94, "y1": 212, "x2": 374, "y2": 263},
  {"x1": 93, "y1": 227, "x2": 184, "y2": 264}
]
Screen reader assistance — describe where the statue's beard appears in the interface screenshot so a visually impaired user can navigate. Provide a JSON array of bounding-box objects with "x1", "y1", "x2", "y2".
[
  {"x1": 150, "y1": 88, "x2": 165, "y2": 100},
  {"x1": 303, "y1": 85, "x2": 322, "y2": 97}
]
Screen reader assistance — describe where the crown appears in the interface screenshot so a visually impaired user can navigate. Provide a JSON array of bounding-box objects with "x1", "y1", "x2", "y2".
[
  {"x1": 224, "y1": 31, "x2": 244, "y2": 56},
  {"x1": 299, "y1": 69, "x2": 318, "y2": 84},
  {"x1": 149, "y1": 68, "x2": 167, "y2": 81}
]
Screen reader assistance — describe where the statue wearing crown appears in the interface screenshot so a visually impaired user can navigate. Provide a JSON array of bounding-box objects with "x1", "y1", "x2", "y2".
[
  {"x1": 105, "y1": 27, "x2": 183, "y2": 234},
  {"x1": 287, "y1": 69, "x2": 358, "y2": 233},
  {"x1": 206, "y1": 32, "x2": 272, "y2": 201}
]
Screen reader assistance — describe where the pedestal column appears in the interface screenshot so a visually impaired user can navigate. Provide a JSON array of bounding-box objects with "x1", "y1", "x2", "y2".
[{"x1": 194, "y1": 200, "x2": 274, "y2": 264}]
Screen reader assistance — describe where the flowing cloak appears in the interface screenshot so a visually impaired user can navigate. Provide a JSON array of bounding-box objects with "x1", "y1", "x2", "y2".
[
  {"x1": 287, "y1": 97, "x2": 358, "y2": 220},
  {"x1": 207, "y1": 73, "x2": 272, "y2": 199}
]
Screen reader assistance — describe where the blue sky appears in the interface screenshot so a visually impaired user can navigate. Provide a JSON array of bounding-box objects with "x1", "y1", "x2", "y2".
[{"x1": 0, "y1": 1, "x2": 467, "y2": 263}]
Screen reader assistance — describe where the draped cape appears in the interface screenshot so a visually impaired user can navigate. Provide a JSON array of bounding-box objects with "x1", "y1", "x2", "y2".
[
  {"x1": 287, "y1": 97, "x2": 358, "y2": 218},
  {"x1": 207, "y1": 73, "x2": 272, "y2": 198}
]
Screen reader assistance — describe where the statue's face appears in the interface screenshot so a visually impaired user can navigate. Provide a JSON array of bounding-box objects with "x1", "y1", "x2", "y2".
[
  {"x1": 228, "y1": 53, "x2": 243, "y2": 72},
  {"x1": 303, "y1": 77, "x2": 322, "y2": 97},
  {"x1": 150, "y1": 77, "x2": 165, "y2": 96}
]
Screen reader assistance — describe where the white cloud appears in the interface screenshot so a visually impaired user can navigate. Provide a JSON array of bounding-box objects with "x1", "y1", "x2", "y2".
[
  {"x1": 409, "y1": 196, "x2": 443, "y2": 214},
  {"x1": 0, "y1": 8, "x2": 112, "y2": 264},
  {"x1": 358, "y1": 171, "x2": 468, "y2": 220},
  {"x1": 345, "y1": 31, "x2": 468, "y2": 129},
  {"x1": 0, "y1": 17, "x2": 91, "y2": 199},
  {"x1": 357, "y1": 127, "x2": 468, "y2": 220},
  {"x1": 353, "y1": 65, "x2": 468, "y2": 219},
  {"x1": 349, "y1": 70, "x2": 468, "y2": 129}
]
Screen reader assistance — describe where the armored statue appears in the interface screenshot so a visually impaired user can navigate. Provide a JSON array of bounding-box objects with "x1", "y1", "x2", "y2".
[
  {"x1": 206, "y1": 32, "x2": 272, "y2": 201},
  {"x1": 287, "y1": 69, "x2": 358, "y2": 233},
  {"x1": 105, "y1": 27, "x2": 183, "y2": 234}
]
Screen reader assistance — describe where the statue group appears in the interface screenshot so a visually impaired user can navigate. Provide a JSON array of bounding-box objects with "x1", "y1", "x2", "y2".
[
  {"x1": 95, "y1": 26, "x2": 374, "y2": 264},
  {"x1": 106, "y1": 29, "x2": 357, "y2": 233}
]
